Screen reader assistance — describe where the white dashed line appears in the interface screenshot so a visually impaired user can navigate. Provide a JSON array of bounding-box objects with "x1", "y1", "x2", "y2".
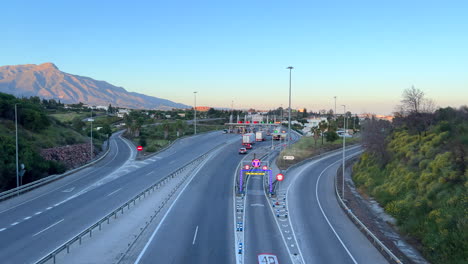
[
  {"x1": 24, "y1": 216, "x2": 31, "y2": 220},
  {"x1": 34, "y1": 212, "x2": 42, "y2": 215},
  {"x1": 192, "y1": 226, "x2": 199, "y2": 245},
  {"x1": 11, "y1": 222, "x2": 19, "y2": 226},
  {"x1": 106, "y1": 188, "x2": 122, "y2": 197},
  {"x1": 32, "y1": 219, "x2": 64, "y2": 237},
  {"x1": 46, "y1": 207, "x2": 53, "y2": 210},
  {"x1": 0, "y1": 228, "x2": 6, "y2": 232}
]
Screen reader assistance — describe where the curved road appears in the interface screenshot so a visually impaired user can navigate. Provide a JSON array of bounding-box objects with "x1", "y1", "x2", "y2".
[{"x1": 0, "y1": 131, "x2": 238, "y2": 264}]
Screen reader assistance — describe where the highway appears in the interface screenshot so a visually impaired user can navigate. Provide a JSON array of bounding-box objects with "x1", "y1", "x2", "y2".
[
  {"x1": 0, "y1": 131, "x2": 238, "y2": 264},
  {"x1": 0, "y1": 129, "x2": 389, "y2": 264},
  {"x1": 244, "y1": 155, "x2": 292, "y2": 264},
  {"x1": 132, "y1": 136, "x2": 278, "y2": 264},
  {"x1": 283, "y1": 146, "x2": 389, "y2": 264}
]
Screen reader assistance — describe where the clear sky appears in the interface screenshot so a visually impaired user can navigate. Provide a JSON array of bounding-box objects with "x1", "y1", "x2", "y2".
[{"x1": 2, "y1": 0, "x2": 467, "y2": 114}]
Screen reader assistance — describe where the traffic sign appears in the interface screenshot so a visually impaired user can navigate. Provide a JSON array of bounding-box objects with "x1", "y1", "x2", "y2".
[
  {"x1": 283, "y1": 156, "x2": 295, "y2": 160},
  {"x1": 137, "y1": 146, "x2": 143, "y2": 151},
  {"x1": 276, "y1": 173, "x2": 284, "y2": 181},
  {"x1": 252, "y1": 159, "x2": 261, "y2": 167},
  {"x1": 258, "y1": 254, "x2": 279, "y2": 264}
]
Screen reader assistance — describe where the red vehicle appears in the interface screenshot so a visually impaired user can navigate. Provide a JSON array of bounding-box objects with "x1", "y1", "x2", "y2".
[{"x1": 245, "y1": 144, "x2": 252, "y2": 149}]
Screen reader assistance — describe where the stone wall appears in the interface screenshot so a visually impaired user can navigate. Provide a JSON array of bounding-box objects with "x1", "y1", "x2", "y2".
[{"x1": 41, "y1": 143, "x2": 95, "y2": 169}]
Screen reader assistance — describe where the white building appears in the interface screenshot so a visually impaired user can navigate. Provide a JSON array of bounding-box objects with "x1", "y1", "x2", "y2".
[
  {"x1": 117, "y1": 109, "x2": 130, "y2": 118},
  {"x1": 302, "y1": 117, "x2": 328, "y2": 136}
]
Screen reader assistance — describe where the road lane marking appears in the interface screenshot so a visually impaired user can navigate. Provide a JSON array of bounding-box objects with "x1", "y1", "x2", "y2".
[
  {"x1": 0, "y1": 139, "x2": 123, "y2": 215},
  {"x1": 62, "y1": 187, "x2": 75, "y2": 193},
  {"x1": 11, "y1": 222, "x2": 19, "y2": 226},
  {"x1": 0, "y1": 228, "x2": 6, "y2": 232},
  {"x1": 32, "y1": 219, "x2": 64, "y2": 237},
  {"x1": 250, "y1": 203, "x2": 264, "y2": 207},
  {"x1": 315, "y1": 159, "x2": 359, "y2": 264},
  {"x1": 24, "y1": 216, "x2": 31, "y2": 220},
  {"x1": 282, "y1": 146, "x2": 362, "y2": 263},
  {"x1": 192, "y1": 226, "x2": 199, "y2": 245},
  {"x1": 46, "y1": 207, "x2": 53, "y2": 210},
  {"x1": 134, "y1": 149, "x2": 216, "y2": 264},
  {"x1": 106, "y1": 188, "x2": 122, "y2": 197},
  {"x1": 34, "y1": 211, "x2": 42, "y2": 215}
]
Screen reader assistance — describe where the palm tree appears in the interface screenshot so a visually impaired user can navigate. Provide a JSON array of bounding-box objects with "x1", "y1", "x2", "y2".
[
  {"x1": 312, "y1": 127, "x2": 320, "y2": 147},
  {"x1": 161, "y1": 120, "x2": 170, "y2": 139},
  {"x1": 319, "y1": 121, "x2": 328, "y2": 145},
  {"x1": 175, "y1": 120, "x2": 185, "y2": 137}
]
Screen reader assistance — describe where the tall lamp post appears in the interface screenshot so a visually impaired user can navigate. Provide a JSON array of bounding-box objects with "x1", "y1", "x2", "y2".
[
  {"x1": 342, "y1": 104, "x2": 346, "y2": 199},
  {"x1": 194, "y1": 91, "x2": 198, "y2": 134},
  {"x1": 89, "y1": 107, "x2": 94, "y2": 161},
  {"x1": 15, "y1": 104, "x2": 19, "y2": 190},
  {"x1": 334, "y1": 96, "x2": 337, "y2": 119},
  {"x1": 286, "y1": 66, "x2": 293, "y2": 146}
]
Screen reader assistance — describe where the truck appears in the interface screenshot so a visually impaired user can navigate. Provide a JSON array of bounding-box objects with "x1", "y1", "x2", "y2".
[
  {"x1": 255, "y1": 131, "x2": 266, "y2": 141},
  {"x1": 272, "y1": 132, "x2": 287, "y2": 140},
  {"x1": 242, "y1": 133, "x2": 255, "y2": 145}
]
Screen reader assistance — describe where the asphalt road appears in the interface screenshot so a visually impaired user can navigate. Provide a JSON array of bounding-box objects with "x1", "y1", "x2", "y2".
[
  {"x1": 133, "y1": 136, "x2": 276, "y2": 264},
  {"x1": 0, "y1": 131, "x2": 238, "y2": 264},
  {"x1": 285, "y1": 146, "x2": 388, "y2": 264},
  {"x1": 244, "y1": 162, "x2": 292, "y2": 264}
]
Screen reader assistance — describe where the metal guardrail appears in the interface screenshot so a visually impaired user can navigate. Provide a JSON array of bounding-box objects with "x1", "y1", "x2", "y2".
[
  {"x1": 35, "y1": 143, "x2": 224, "y2": 264},
  {"x1": 0, "y1": 139, "x2": 112, "y2": 202},
  {"x1": 334, "y1": 161, "x2": 403, "y2": 264}
]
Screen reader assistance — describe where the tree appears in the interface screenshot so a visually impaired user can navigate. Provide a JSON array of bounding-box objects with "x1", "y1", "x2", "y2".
[
  {"x1": 312, "y1": 127, "x2": 320, "y2": 147},
  {"x1": 319, "y1": 121, "x2": 328, "y2": 144},
  {"x1": 401, "y1": 86, "x2": 435, "y2": 114},
  {"x1": 326, "y1": 109, "x2": 334, "y2": 121},
  {"x1": 361, "y1": 116, "x2": 392, "y2": 162},
  {"x1": 161, "y1": 120, "x2": 170, "y2": 139},
  {"x1": 325, "y1": 130, "x2": 339, "y2": 142},
  {"x1": 101, "y1": 123, "x2": 112, "y2": 138},
  {"x1": 108, "y1": 104, "x2": 114, "y2": 114},
  {"x1": 175, "y1": 120, "x2": 186, "y2": 137},
  {"x1": 72, "y1": 117, "x2": 85, "y2": 131},
  {"x1": 207, "y1": 108, "x2": 217, "y2": 118}
]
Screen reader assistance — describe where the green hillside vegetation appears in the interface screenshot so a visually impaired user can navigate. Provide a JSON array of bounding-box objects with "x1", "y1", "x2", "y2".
[
  {"x1": 353, "y1": 107, "x2": 468, "y2": 264},
  {"x1": 0, "y1": 93, "x2": 95, "y2": 191}
]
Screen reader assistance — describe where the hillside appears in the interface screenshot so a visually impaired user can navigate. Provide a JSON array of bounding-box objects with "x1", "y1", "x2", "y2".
[
  {"x1": 352, "y1": 107, "x2": 468, "y2": 264},
  {"x1": 0, "y1": 92, "x2": 92, "y2": 192},
  {"x1": 0, "y1": 63, "x2": 190, "y2": 110}
]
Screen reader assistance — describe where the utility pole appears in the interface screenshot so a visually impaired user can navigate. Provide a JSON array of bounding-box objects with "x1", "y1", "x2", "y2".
[
  {"x1": 194, "y1": 91, "x2": 198, "y2": 134},
  {"x1": 342, "y1": 104, "x2": 346, "y2": 199},
  {"x1": 287, "y1": 66, "x2": 293, "y2": 146}
]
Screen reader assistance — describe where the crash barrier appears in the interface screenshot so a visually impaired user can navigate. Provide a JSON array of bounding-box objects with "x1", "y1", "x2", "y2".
[{"x1": 35, "y1": 144, "x2": 224, "y2": 264}]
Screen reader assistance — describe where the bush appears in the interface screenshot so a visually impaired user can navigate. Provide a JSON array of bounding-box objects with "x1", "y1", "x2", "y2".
[{"x1": 325, "y1": 131, "x2": 339, "y2": 142}]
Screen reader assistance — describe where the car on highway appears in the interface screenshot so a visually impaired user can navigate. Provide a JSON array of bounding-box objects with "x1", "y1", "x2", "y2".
[
  {"x1": 239, "y1": 147, "x2": 247, "y2": 154},
  {"x1": 245, "y1": 143, "x2": 252, "y2": 149}
]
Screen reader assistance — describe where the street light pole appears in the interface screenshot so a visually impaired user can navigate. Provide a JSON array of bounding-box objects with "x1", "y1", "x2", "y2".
[
  {"x1": 90, "y1": 108, "x2": 93, "y2": 160},
  {"x1": 342, "y1": 104, "x2": 346, "y2": 199},
  {"x1": 15, "y1": 104, "x2": 19, "y2": 190},
  {"x1": 334, "y1": 96, "x2": 337, "y2": 119},
  {"x1": 194, "y1": 91, "x2": 198, "y2": 134},
  {"x1": 286, "y1": 66, "x2": 293, "y2": 146}
]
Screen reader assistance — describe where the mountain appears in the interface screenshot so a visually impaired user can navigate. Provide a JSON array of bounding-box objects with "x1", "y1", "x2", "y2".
[{"x1": 0, "y1": 63, "x2": 190, "y2": 110}]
